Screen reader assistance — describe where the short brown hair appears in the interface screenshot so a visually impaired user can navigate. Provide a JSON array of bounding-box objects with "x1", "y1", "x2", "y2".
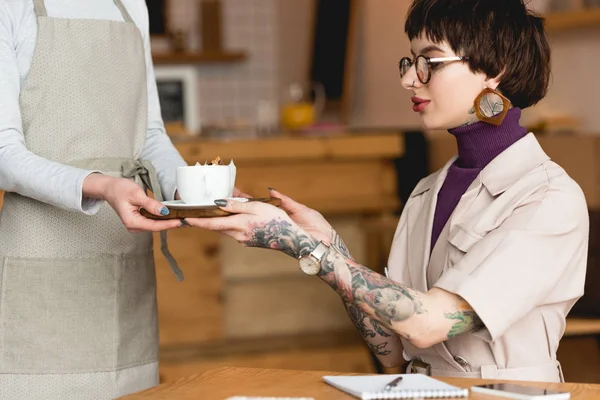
[{"x1": 405, "y1": 0, "x2": 551, "y2": 109}]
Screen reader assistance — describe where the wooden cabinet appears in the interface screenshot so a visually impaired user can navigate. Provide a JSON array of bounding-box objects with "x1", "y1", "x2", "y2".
[
  {"x1": 154, "y1": 132, "x2": 404, "y2": 379},
  {"x1": 0, "y1": 132, "x2": 404, "y2": 379}
]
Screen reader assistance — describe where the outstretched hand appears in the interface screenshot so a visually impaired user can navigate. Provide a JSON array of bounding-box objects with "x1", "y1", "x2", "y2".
[
  {"x1": 267, "y1": 189, "x2": 333, "y2": 244},
  {"x1": 184, "y1": 190, "x2": 320, "y2": 259}
]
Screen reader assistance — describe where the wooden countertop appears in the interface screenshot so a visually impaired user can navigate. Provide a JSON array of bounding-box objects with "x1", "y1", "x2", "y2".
[
  {"x1": 171, "y1": 131, "x2": 404, "y2": 163},
  {"x1": 121, "y1": 366, "x2": 600, "y2": 399}
]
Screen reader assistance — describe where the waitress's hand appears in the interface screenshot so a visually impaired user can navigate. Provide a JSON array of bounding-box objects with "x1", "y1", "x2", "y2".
[
  {"x1": 185, "y1": 195, "x2": 320, "y2": 259},
  {"x1": 83, "y1": 174, "x2": 182, "y2": 233}
]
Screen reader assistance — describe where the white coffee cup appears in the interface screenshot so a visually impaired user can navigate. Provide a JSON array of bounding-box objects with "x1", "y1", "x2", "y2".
[{"x1": 177, "y1": 160, "x2": 236, "y2": 205}]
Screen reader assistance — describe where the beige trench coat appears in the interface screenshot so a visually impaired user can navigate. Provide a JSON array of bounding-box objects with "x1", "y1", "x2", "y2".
[{"x1": 388, "y1": 133, "x2": 589, "y2": 382}]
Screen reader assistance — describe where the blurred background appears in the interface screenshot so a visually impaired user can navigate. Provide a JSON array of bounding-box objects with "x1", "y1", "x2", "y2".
[{"x1": 69, "y1": 0, "x2": 600, "y2": 384}]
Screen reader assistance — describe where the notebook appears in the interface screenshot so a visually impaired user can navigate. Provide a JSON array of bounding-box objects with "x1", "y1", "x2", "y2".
[{"x1": 323, "y1": 374, "x2": 469, "y2": 399}]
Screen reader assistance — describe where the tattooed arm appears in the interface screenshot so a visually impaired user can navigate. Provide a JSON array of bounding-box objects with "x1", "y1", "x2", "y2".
[
  {"x1": 243, "y1": 218, "x2": 483, "y2": 349},
  {"x1": 318, "y1": 244, "x2": 483, "y2": 349},
  {"x1": 186, "y1": 199, "x2": 484, "y2": 350},
  {"x1": 331, "y1": 230, "x2": 404, "y2": 367}
]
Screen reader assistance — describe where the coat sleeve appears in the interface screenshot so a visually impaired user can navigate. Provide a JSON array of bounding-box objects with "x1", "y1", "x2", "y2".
[{"x1": 434, "y1": 175, "x2": 588, "y2": 341}]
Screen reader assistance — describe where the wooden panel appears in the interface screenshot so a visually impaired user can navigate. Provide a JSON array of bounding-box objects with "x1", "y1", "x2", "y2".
[
  {"x1": 558, "y1": 336, "x2": 600, "y2": 384},
  {"x1": 324, "y1": 134, "x2": 403, "y2": 159},
  {"x1": 173, "y1": 132, "x2": 403, "y2": 164},
  {"x1": 154, "y1": 228, "x2": 224, "y2": 346},
  {"x1": 537, "y1": 135, "x2": 600, "y2": 209},
  {"x1": 152, "y1": 51, "x2": 247, "y2": 65},
  {"x1": 224, "y1": 276, "x2": 354, "y2": 339},
  {"x1": 159, "y1": 345, "x2": 375, "y2": 383},
  {"x1": 565, "y1": 318, "x2": 600, "y2": 336},
  {"x1": 220, "y1": 217, "x2": 370, "y2": 339},
  {"x1": 234, "y1": 160, "x2": 399, "y2": 213},
  {"x1": 546, "y1": 8, "x2": 600, "y2": 31}
]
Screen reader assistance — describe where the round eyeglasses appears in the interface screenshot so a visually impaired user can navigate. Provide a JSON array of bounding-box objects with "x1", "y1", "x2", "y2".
[{"x1": 399, "y1": 55, "x2": 470, "y2": 84}]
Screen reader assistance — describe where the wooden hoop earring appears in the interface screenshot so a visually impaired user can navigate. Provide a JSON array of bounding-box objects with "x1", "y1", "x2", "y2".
[{"x1": 474, "y1": 88, "x2": 511, "y2": 126}]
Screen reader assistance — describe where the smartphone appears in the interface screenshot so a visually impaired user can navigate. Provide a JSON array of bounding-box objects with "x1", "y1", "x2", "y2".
[{"x1": 470, "y1": 383, "x2": 570, "y2": 399}]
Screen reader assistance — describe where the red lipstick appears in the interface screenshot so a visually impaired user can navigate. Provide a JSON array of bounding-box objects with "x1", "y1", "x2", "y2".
[{"x1": 411, "y1": 96, "x2": 431, "y2": 112}]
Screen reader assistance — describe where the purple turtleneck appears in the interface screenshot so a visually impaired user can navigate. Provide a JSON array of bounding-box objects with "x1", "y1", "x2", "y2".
[{"x1": 430, "y1": 108, "x2": 527, "y2": 252}]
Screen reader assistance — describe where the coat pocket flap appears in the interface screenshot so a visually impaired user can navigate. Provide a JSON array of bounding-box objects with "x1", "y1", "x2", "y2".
[{"x1": 448, "y1": 226, "x2": 483, "y2": 253}]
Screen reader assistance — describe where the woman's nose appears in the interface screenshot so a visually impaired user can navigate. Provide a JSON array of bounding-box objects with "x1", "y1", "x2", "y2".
[{"x1": 401, "y1": 65, "x2": 421, "y2": 90}]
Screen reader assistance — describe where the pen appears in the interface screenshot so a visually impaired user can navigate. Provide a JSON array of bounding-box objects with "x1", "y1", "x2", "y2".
[{"x1": 384, "y1": 376, "x2": 403, "y2": 391}]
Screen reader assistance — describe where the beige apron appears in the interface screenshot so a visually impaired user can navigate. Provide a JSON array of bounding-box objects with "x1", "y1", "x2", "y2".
[{"x1": 0, "y1": 0, "x2": 182, "y2": 398}]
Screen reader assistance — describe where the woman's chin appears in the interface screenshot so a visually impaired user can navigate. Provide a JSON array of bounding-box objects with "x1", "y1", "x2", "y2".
[
  {"x1": 420, "y1": 118, "x2": 446, "y2": 131},
  {"x1": 419, "y1": 115, "x2": 461, "y2": 131}
]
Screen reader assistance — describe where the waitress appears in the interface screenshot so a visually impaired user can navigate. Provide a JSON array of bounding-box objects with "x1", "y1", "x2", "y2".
[{"x1": 0, "y1": 0, "x2": 187, "y2": 398}]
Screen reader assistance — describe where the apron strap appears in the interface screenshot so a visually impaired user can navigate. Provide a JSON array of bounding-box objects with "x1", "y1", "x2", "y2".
[
  {"x1": 113, "y1": 0, "x2": 135, "y2": 24},
  {"x1": 122, "y1": 159, "x2": 185, "y2": 282},
  {"x1": 32, "y1": 0, "x2": 133, "y2": 23},
  {"x1": 32, "y1": 0, "x2": 47, "y2": 17}
]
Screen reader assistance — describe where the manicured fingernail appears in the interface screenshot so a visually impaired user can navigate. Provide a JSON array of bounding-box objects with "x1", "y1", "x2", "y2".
[
  {"x1": 214, "y1": 199, "x2": 228, "y2": 207},
  {"x1": 160, "y1": 207, "x2": 170, "y2": 215},
  {"x1": 179, "y1": 219, "x2": 190, "y2": 227}
]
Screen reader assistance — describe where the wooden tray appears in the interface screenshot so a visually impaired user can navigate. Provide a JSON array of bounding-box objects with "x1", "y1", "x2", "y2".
[{"x1": 140, "y1": 197, "x2": 282, "y2": 220}]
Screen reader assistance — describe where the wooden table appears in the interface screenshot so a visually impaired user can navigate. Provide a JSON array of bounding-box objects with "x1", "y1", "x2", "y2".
[{"x1": 121, "y1": 366, "x2": 600, "y2": 399}]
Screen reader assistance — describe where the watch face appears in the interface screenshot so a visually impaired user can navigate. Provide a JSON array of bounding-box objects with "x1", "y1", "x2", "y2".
[{"x1": 299, "y1": 256, "x2": 320, "y2": 275}]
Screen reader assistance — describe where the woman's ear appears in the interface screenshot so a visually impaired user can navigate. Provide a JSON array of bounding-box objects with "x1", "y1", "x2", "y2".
[{"x1": 484, "y1": 70, "x2": 504, "y2": 91}]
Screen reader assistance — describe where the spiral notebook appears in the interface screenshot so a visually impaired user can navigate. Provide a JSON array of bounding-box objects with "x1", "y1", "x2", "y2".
[{"x1": 323, "y1": 374, "x2": 469, "y2": 399}]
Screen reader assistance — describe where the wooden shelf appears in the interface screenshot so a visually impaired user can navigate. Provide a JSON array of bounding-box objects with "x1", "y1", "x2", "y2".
[
  {"x1": 564, "y1": 318, "x2": 600, "y2": 337},
  {"x1": 546, "y1": 8, "x2": 600, "y2": 31},
  {"x1": 152, "y1": 51, "x2": 246, "y2": 65}
]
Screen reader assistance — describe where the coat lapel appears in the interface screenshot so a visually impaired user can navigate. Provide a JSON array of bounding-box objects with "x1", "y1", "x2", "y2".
[{"x1": 407, "y1": 157, "x2": 455, "y2": 292}]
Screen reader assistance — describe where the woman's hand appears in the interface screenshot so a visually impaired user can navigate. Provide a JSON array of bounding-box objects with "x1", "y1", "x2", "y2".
[
  {"x1": 185, "y1": 198, "x2": 319, "y2": 259},
  {"x1": 268, "y1": 189, "x2": 333, "y2": 244},
  {"x1": 232, "y1": 187, "x2": 252, "y2": 198},
  {"x1": 83, "y1": 173, "x2": 182, "y2": 233}
]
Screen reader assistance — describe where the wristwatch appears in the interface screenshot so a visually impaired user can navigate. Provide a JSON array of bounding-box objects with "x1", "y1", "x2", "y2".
[{"x1": 298, "y1": 241, "x2": 330, "y2": 275}]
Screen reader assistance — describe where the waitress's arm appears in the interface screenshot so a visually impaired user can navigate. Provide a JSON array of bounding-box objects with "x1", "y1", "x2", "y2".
[
  {"x1": 137, "y1": 2, "x2": 187, "y2": 201},
  {"x1": 0, "y1": 4, "x2": 102, "y2": 214}
]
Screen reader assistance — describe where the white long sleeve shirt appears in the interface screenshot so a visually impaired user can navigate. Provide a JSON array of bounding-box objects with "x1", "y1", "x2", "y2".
[{"x1": 0, "y1": 0, "x2": 187, "y2": 214}]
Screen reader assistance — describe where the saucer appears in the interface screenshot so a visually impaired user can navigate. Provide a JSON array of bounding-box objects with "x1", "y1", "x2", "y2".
[
  {"x1": 141, "y1": 197, "x2": 281, "y2": 220},
  {"x1": 162, "y1": 197, "x2": 249, "y2": 210}
]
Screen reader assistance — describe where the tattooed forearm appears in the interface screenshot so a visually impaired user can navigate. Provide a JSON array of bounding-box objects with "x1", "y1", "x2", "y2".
[
  {"x1": 344, "y1": 302, "x2": 401, "y2": 360},
  {"x1": 444, "y1": 299, "x2": 484, "y2": 338},
  {"x1": 445, "y1": 311, "x2": 483, "y2": 338},
  {"x1": 368, "y1": 342, "x2": 392, "y2": 356},
  {"x1": 245, "y1": 218, "x2": 318, "y2": 259},
  {"x1": 331, "y1": 228, "x2": 354, "y2": 260},
  {"x1": 319, "y1": 249, "x2": 425, "y2": 327},
  {"x1": 345, "y1": 303, "x2": 391, "y2": 339}
]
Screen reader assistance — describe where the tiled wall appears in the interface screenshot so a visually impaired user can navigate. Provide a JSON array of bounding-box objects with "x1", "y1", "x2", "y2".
[{"x1": 159, "y1": 0, "x2": 279, "y2": 127}]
